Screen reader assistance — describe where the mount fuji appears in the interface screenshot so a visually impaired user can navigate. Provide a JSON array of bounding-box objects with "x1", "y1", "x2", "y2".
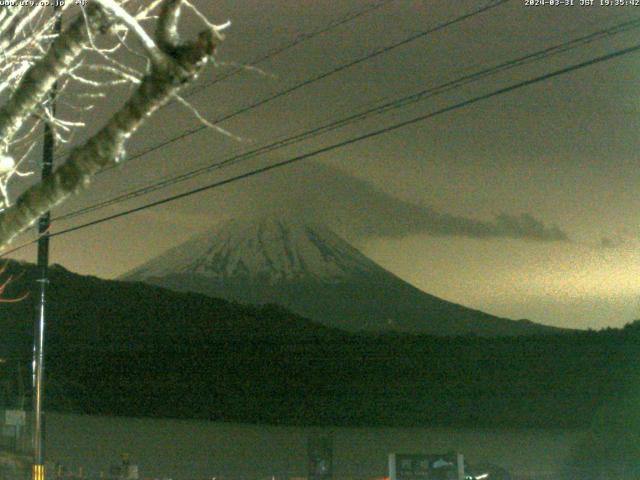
[{"x1": 123, "y1": 217, "x2": 562, "y2": 336}]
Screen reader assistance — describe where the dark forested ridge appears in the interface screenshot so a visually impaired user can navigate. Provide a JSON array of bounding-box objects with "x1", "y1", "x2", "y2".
[{"x1": 0, "y1": 260, "x2": 637, "y2": 430}]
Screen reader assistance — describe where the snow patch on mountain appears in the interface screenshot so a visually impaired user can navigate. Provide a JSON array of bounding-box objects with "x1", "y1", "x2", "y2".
[
  {"x1": 123, "y1": 215, "x2": 566, "y2": 336},
  {"x1": 126, "y1": 217, "x2": 382, "y2": 285}
]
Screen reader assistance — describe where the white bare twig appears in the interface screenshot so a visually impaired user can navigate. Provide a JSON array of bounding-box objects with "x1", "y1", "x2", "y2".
[
  {"x1": 173, "y1": 93, "x2": 244, "y2": 142},
  {"x1": 92, "y1": 0, "x2": 166, "y2": 65},
  {"x1": 0, "y1": 0, "x2": 225, "y2": 249},
  {"x1": 183, "y1": 0, "x2": 230, "y2": 40},
  {"x1": 135, "y1": 0, "x2": 166, "y2": 21}
]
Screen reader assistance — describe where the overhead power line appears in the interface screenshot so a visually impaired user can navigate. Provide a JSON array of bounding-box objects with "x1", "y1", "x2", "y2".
[
  {"x1": 0, "y1": 0, "x2": 511, "y2": 256},
  {"x1": 179, "y1": 0, "x2": 394, "y2": 100},
  {"x1": 51, "y1": 0, "x2": 393, "y2": 163},
  {"x1": 55, "y1": 14, "x2": 640, "y2": 223},
  {"x1": 96, "y1": 0, "x2": 510, "y2": 175},
  {"x1": 14, "y1": 41, "x2": 637, "y2": 249}
]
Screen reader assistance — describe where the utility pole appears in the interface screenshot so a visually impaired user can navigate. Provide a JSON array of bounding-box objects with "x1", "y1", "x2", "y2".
[{"x1": 33, "y1": 4, "x2": 62, "y2": 480}]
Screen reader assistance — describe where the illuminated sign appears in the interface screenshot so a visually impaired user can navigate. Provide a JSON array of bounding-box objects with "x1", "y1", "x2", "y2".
[{"x1": 389, "y1": 453, "x2": 464, "y2": 480}]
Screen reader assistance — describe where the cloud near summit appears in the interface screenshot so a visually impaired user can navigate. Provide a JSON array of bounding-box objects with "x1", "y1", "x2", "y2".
[{"x1": 210, "y1": 162, "x2": 570, "y2": 243}]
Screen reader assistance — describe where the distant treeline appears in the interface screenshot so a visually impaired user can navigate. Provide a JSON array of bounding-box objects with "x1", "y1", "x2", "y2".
[{"x1": 0, "y1": 260, "x2": 637, "y2": 433}]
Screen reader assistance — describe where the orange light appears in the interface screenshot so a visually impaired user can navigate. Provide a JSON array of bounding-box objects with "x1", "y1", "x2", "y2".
[{"x1": 32, "y1": 464, "x2": 45, "y2": 480}]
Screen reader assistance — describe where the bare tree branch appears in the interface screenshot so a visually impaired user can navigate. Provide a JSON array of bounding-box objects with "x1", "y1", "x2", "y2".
[
  {"x1": 0, "y1": 4, "x2": 114, "y2": 150},
  {"x1": 93, "y1": 0, "x2": 166, "y2": 65},
  {"x1": 0, "y1": 0, "x2": 221, "y2": 250}
]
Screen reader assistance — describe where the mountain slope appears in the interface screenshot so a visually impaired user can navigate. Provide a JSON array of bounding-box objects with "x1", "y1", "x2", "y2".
[
  {"x1": 124, "y1": 217, "x2": 562, "y2": 336},
  {"x1": 0, "y1": 259, "x2": 632, "y2": 429}
]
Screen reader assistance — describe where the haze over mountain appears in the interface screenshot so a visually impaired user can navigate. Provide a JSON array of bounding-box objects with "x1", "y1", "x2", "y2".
[{"x1": 124, "y1": 216, "x2": 563, "y2": 336}]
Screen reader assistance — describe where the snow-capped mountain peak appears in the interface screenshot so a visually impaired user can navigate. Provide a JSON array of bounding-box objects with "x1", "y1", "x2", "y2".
[
  {"x1": 126, "y1": 217, "x2": 380, "y2": 285},
  {"x1": 123, "y1": 215, "x2": 563, "y2": 336}
]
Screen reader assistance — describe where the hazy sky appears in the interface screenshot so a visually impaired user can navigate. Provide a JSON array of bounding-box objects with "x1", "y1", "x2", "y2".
[{"x1": 7, "y1": 0, "x2": 640, "y2": 330}]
